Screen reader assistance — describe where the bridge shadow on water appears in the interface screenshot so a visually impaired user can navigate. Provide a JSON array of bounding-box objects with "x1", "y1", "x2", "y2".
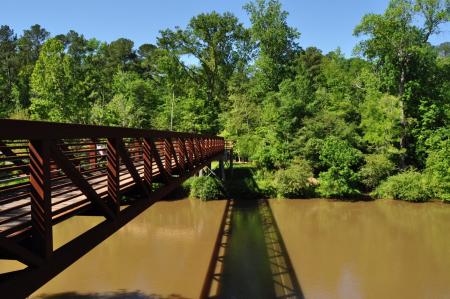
[
  {"x1": 36, "y1": 167, "x2": 302, "y2": 299},
  {"x1": 202, "y1": 167, "x2": 304, "y2": 299}
]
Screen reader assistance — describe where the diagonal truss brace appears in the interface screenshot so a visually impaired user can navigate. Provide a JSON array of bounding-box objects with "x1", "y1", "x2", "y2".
[{"x1": 49, "y1": 142, "x2": 116, "y2": 221}]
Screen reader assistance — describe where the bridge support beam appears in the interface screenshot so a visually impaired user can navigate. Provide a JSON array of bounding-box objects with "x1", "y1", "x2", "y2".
[
  {"x1": 199, "y1": 162, "x2": 211, "y2": 177},
  {"x1": 163, "y1": 139, "x2": 172, "y2": 176},
  {"x1": 143, "y1": 138, "x2": 153, "y2": 191},
  {"x1": 29, "y1": 140, "x2": 53, "y2": 259},
  {"x1": 219, "y1": 157, "x2": 225, "y2": 180},
  {"x1": 107, "y1": 138, "x2": 121, "y2": 216}
]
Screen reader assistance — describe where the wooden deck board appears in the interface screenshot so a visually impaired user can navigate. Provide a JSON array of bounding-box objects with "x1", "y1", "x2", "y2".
[{"x1": 0, "y1": 162, "x2": 158, "y2": 237}]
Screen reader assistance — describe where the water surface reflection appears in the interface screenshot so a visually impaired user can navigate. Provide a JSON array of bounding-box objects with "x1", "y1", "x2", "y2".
[
  {"x1": 270, "y1": 199, "x2": 450, "y2": 299},
  {"x1": 31, "y1": 198, "x2": 227, "y2": 299}
]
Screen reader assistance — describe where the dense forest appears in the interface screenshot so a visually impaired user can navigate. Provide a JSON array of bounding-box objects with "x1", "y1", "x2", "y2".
[{"x1": 1, "y1": 0, "x2": 449, "y2": 201}]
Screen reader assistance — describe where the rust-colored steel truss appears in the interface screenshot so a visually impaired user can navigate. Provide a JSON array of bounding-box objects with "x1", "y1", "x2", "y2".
[{"x1": 0, "y1": 119, "x2": 224, "y2": 298}]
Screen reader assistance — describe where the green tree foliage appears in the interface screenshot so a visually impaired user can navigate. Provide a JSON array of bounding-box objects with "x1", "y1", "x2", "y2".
[
  {"x1": 30, "y1": 38, "x2": 79, "y2": 122},
  {"x1": 273, "y1": 159, "x2": 314, "y2": 198},
  {"x1": 373, "y1": 169, "x2": 431, "y2": 202},
  {"x1": 436, "y1": 42, "x2": 450, "y2": 57},
  {"x1": 158, "y1": 11, "x2": 251, "y2": 133},
  {"x1": 189, "y1": 176, "x2": 225, "y2": 201},
  {"x1": 425, "y1": 136, "x2": 450, "y2": 201},
  {"x1": 317, "y1": 137, "x2": 363, "y2": 197},
  {"x1": 359, "y1": 154, "x2": 396, "y2": 189},
  {"x1": 16, "y1": 25, "x2": 50, "y2": 108},
  {"x1": 360, "y1": 92, "x2": 402, "y2": 152},
  {"x1": 319, "y1": 137, "x2": 363, "y2": 170},
  {"x1": 1, "y1": 0, "x2": 449, "y2": 201},
  {"x1": 91, "y1": 71, "x2": 159, "y2": 128},
  {"x1": 221, "y1": 92, "x2": 261, "y2": 160},
  {"x1": 244, "y1": 0, "x2": 300, "y2": 93},
  {"x1": 0, "y1": 25, "x2": 18, "y2": 117},
  {"x1": 354, "y1": 0, "x2": 450, "y2": 165}
]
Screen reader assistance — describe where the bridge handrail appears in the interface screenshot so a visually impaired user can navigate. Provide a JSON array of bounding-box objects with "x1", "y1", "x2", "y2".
[{"x1": 0, "y1": 119, "x2": 222, "y2": 140}]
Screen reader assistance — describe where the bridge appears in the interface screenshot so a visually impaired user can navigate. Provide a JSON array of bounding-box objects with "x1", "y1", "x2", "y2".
[{"x1": 0, "y1": 119, "x2": 225, "y2": 298}]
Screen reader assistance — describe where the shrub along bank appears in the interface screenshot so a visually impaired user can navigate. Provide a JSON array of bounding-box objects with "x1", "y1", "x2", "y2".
[{"x1": 183, "y1": 176, "x2": 226, "y2": 201}]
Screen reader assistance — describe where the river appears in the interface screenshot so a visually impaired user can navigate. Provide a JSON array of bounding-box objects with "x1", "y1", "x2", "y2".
[
  {"x1": 270, "y1": 198, "x2": 450, "y2": 299},
  {"x1": 31, "y1": 198, "x2": 226, "y2": 298},
  {"x1": 1, "y1": 197, "x2": 448, "y2": 298}
]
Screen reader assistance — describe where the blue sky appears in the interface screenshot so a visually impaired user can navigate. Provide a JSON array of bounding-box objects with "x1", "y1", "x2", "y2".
[{"x1": 1, "y1": 0, "x2": 449, "y2": 57}]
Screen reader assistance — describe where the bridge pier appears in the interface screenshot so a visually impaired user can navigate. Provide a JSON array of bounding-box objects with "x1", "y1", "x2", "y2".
[
  {"x1": 224, "y1": 144, "x2": 233, "y2": 178},
  {"x1": 219, "y1": 157, "x2": 225, "y2": 180}
]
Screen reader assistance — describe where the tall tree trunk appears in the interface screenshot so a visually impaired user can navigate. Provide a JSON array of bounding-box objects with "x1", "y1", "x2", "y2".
[{"x1": 398, "y1": 66, "x2": 406, "y2": 169}]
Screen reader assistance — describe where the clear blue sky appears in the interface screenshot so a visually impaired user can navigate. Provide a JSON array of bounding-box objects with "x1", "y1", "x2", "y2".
[{"x1": 1, "y1": 0, "x2": 449, "y2": 56}]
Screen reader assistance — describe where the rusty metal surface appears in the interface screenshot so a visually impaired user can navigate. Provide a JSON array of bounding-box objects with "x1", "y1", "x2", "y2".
[{"x1": 0, "y1": 119, "x2": 220, "y2": 139}]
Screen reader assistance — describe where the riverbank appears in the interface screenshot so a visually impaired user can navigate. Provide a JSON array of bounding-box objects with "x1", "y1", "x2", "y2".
[{"x1": 228, "y1": 163, "x2": 449, "y2": 203}]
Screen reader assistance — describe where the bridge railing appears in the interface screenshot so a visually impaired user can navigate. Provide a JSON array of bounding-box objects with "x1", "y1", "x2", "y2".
[{"x1": 0, "y1": 119, "x2": 224, "y2": 260}]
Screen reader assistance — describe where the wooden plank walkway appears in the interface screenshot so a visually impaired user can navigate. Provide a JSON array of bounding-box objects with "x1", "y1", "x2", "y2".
[
  {"x1": 0, "y1": 158, "x2": 169, "y2": 239},
  {"x1": 0, "y1": 120, "x2": 225, "y2": 245},
  {"x1": 0, "y1": 146, "x2": 197, "y2": 237}
]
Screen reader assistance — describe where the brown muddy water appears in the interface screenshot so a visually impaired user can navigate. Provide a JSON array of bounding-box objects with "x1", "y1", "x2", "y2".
[
  {"x1": 27, "y1": 198, "x2": 227, "y2": 298},
  {"x1": 270, "y1": 198, "x2": 450, "y2": 299},
  {"x1": 1, "y1": 197, "x2": 448, "y2": 298}
]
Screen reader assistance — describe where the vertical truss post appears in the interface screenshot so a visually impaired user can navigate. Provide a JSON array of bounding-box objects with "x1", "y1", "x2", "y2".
[
  {"x1": 188, "y1": 139, "x2": 196, "y2": 165},
  {"x1": 195, "y1": 138, "x2": 203, "y2": 163},
  {"x1": 163, "y1": 139, "x2": 172, "y2": 176},
  {"x1": 200, "y1": 138, "x2": 206, "y2": 161},
  {"x1": 107, "y1": 138, "x2": 120, "y2": 215},
  {"x1": 176, "y1": 138, "x2": 185, "y2": 171},
  {"x1": 179, "y1": 138, "x2": 193, "y2": 171},
  {"x1": 143, "y1": 138, "x2": 153, "y2": 191},
  {"x1": 29, "y1": 140, "x2": 53, "y2": 259},
  {"x1": 89, "y1": 139, "x2": 97, "y2": 170}
]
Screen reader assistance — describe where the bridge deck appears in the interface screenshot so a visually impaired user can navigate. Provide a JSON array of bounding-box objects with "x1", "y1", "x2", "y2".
[
  {"x1": 0, "y1": 120, "x2": 224, "y2": 242},
  {"x1": 1, "y1": 161, "x2": 150, "y2": 238},
  {"x1": 0, "y1": 141, "x2": 216, "y2": 240}
]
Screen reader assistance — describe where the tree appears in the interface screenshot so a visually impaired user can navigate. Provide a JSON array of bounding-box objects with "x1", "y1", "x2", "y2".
[
  {"x1": 158, "y1": 11, "x2": 251, "y2": 133},
  {"x1": 295, "y1": 47, "x2": 324, "y2": 91},
  {"x1": 425, "y1": 136, "x2": 450, "y2": 201},
  {"x1": 91, "y1": 71, "x2": 159, "y2": 128},
  {"x1": 354, "y1": 0, "x2": 449, "y2": 166},
  {"x1": 29, "y1": 38, "x2": 80, "y2": 122},
  {"x1": 360, "y1": 92, "x2": 402, "y2": 154},
  {"x1": 317, "y1": 136, "x2": 363, "y2": 197},
  {"x1": 18, "y1": 24, "x2": 49, "y2": 64},
  {"x1": 0, "y1": 25, "x2": 18, "y2": 116},
  {"x1": 244, "y1": 0, "x2": 300, "y2": 93},
  {"x1": 415, "y1": 0, "x2": 450, "y2": 41},
  {"x1": 436, "y1": 42, "x2": 450, "y2": 57},
  {"x1": 15, "y1": 24, "x2": 50, "y2": 108},
  {"x1": 105, "y1": 38, "x2": 137, "y2": 71},
  {"x1": 136, "y1": 43, "x2": 159, "y2": 80},
  {"x1": 222, "y1": 91, "x2": 261, "y2": 160}
]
